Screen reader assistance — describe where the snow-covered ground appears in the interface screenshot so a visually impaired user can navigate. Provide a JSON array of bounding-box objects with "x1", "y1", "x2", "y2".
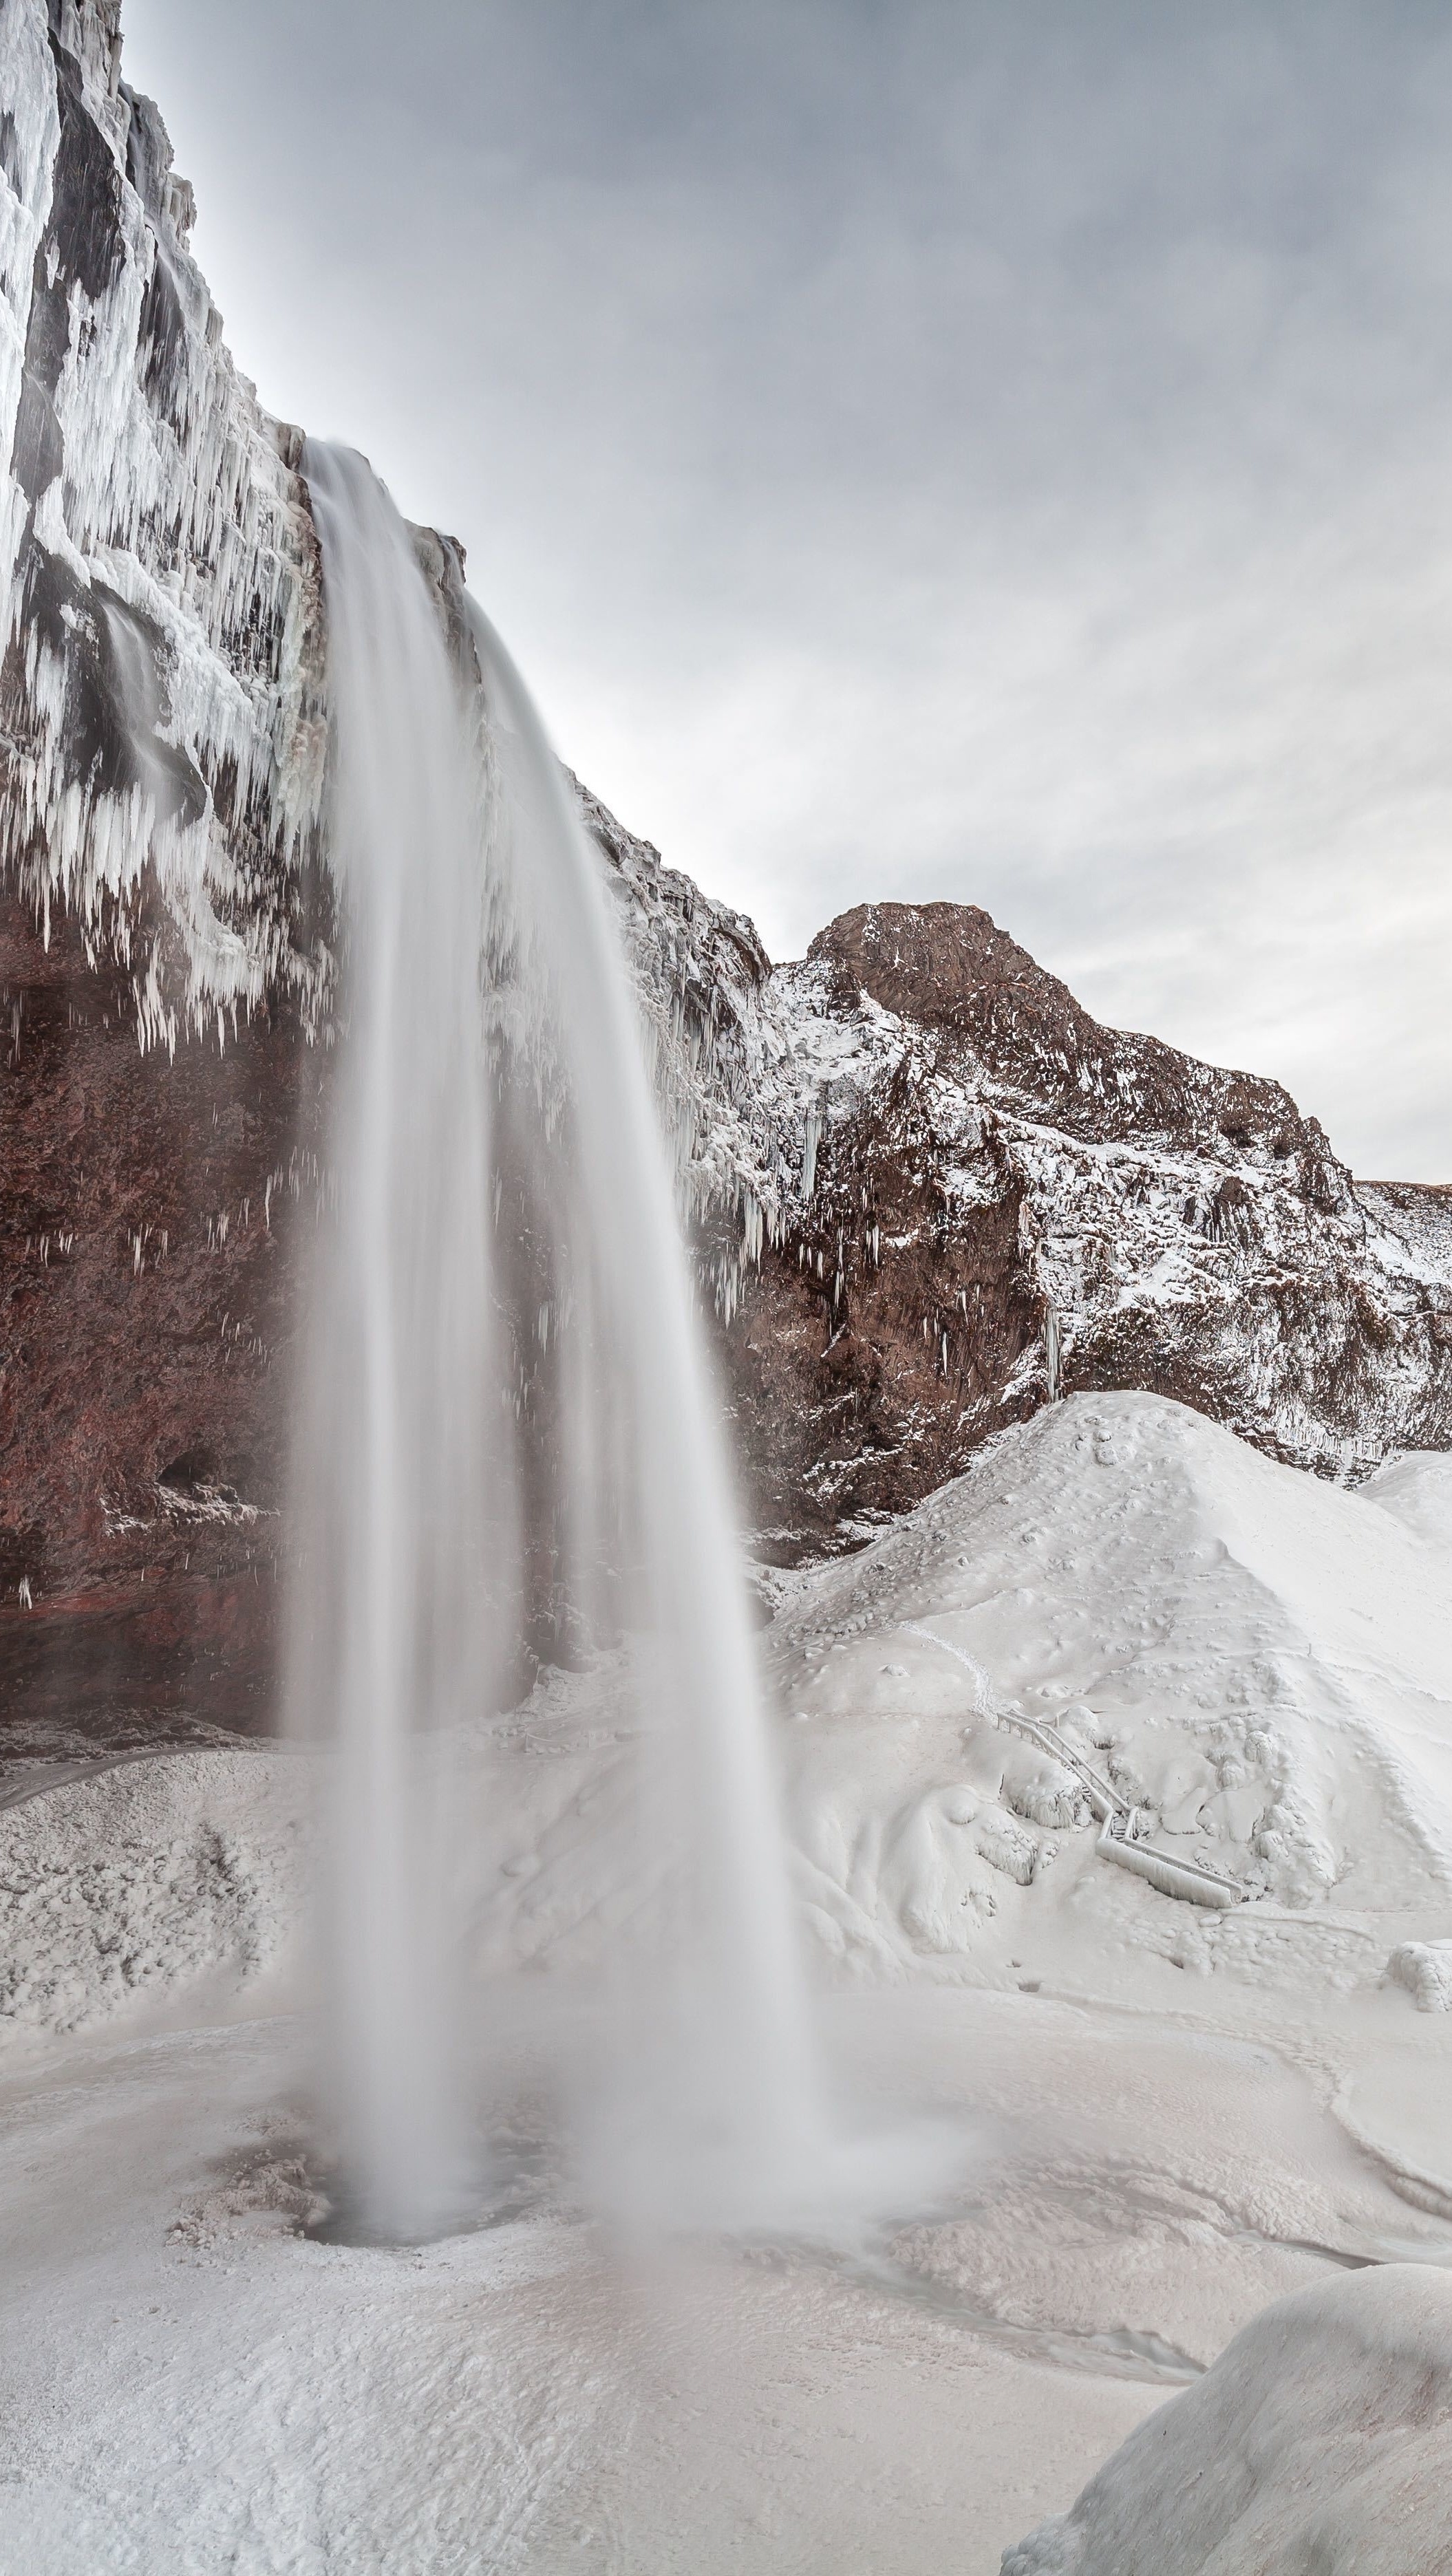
[{"x1": 3, "y1": 1393, "x2": 1452, "y2": 2570}]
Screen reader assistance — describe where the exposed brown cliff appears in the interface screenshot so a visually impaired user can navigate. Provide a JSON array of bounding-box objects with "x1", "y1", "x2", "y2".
[
  {"x1": 0, "y1": 882, "x2": 322, "y2": 1743},
  {"x1": 692, "y1": 901, "x2": 1451, "y2": 1556}
]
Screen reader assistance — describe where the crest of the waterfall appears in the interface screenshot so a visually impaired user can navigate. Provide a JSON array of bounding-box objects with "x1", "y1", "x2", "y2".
[{"x1": 290, "y1": 443, "x2": 829, "y2": 2241}]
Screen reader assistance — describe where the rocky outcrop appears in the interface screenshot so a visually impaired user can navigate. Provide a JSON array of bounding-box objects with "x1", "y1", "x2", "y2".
[
  {"x1": 744, "y1": 904, "x2": 1452, "y2": 1548},
  {"x1": 591, "y1": 825, "x2": 1452, "y2": 1556},
  {"x1": 1, "y1": 0, "x2": 1449, "y2": 1743}
]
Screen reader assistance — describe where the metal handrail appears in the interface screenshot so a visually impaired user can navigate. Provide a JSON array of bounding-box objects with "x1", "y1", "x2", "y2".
[{"x1": 902, "y1": 1620, "x2": 1254, "y2": 1909}]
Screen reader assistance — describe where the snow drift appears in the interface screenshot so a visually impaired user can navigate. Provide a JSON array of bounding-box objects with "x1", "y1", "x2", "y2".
[
  {"x1": 775, "y1": 1389, "x2": 1452, "y2": 1976},
  {"x1": 4, "y1": 1392, "x2": 1450, "y2": 2054}
]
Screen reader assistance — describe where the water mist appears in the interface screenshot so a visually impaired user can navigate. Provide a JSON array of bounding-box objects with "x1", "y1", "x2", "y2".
[{"x1": 290, "y1": 444, "x2": 825, "y2": 2242}]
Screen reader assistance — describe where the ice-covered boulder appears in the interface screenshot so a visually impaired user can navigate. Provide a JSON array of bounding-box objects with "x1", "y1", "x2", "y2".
[
  {"x1": 1003, "y1": 2266, "x2": 1452, "y2": 2575},
  {"x1": 1387, "y1": 1940, "x2": 1452, "y2": 2012}
]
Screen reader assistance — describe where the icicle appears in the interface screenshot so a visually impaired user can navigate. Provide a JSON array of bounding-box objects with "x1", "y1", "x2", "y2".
[{"x1": 800, "y1": 1097, "x2": 823, "y2": 1202}]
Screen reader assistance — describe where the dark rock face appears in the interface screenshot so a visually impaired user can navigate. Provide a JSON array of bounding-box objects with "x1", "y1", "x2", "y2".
[
  {"x1": 1, "y1": 0, "x2": 1449, "y2": 1741},
  {"x1": 0, "y1": 0, "x2": 326, "y2": 1741},
  {"x1": 810, "y1": 903, "x2": 1339, "y2": 1177},
  {"x1": 719, "y1": 1141, "x2": 1040, "y2": 1558},
  {"x1": 0, "y1": 883, "x2": 321, "y2": 1744}
]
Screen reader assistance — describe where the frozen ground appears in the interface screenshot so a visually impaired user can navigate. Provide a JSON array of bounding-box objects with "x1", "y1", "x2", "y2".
[
  {"x1": 3, "y1": 1393, "x2": 1452, "y2": 2570},
  {"x1": 3, "y1": 1988, "x2": 1452, "y2": 2575}
]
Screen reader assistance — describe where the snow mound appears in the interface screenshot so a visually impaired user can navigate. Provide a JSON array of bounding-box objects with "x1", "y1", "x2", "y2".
[
  {"x1": 1002, "y1": 2265, "x2": 1452, "y2": 2575},
  {"x1": 3, "y1": 1393, "x2": 1449, "y2": 2051},
  {"x1": 774, "y1": 1391, "x2": 1452, "y2": 1979},
  {"x1": 1363, "y1": 1448, "x2": 1452, "y2": 1554},
  {"x1": 1387, "y1": 1940, "x2": 1452, "y2": 2012},
  {"x1": 0, "y1": 1751, "x2": 309, "y2": 2047}
]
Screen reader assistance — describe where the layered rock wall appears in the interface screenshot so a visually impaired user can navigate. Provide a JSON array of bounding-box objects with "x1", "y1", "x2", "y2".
[
  {"x1": 0, "y1": 0, "x2": 328, "y2": 1737},
  {"x1": 590, "y1": 828, "x2": 1452, "y2": 1554}
]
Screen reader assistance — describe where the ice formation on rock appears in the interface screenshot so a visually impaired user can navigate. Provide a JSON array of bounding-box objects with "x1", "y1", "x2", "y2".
[
  {"x1": 0, "y1": 0, "x2": 326, "y2": 1040},
  {"x1": 597, "y1": 886, "x2": 1452, "y2": 1541}
]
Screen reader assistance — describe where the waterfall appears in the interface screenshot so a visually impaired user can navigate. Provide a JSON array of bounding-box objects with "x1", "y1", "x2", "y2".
[
  {"x1": 289, "y1": 444, "x2": 823, "y2": 2242},
  {"x1": 286, "y1": 447, "x2": 496, "y2": 2240}
]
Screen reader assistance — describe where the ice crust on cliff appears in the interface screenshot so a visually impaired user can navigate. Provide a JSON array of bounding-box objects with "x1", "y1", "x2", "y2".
[
  {"x1": 592, "y1": 842, "x2": 1452, "y2": 1488},
  {"x1": 0, "y1": 0, "x2": 325, "y2": 1038},
  {"x1": 573, "y1": 764, "x2": 1452, "y2": 1496}
]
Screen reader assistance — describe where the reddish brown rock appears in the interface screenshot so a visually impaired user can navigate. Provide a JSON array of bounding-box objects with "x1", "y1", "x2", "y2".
[
  {"x1": 712, "y1": 1063, "x2": 1042, "y2": 1557},
  {"x1": 692, "y1": 903, "x2": 1452, "y2": 1557},
  {"x1": 0, "y1": 883, "x2": 319, "y2": 1745}
]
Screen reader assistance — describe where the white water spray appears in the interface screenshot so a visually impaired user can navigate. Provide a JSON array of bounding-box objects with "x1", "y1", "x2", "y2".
[{"x1": 290, "y1": 444, "x2": 824, "y2": 2240}]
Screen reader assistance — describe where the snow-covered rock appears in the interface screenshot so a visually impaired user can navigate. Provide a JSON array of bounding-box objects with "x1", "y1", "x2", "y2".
[
  {"x1": 1387, "y1": 1940, "x2": 1452, "y2": 2012},
  {"x1": 1003, "y1": 2266, "x2": 1452, "y2": 2575},
  {"x1": 0, "y1": 1746, "x2": 308, "y2": 2041},
  {"x1": 641, "y1": 896, "x2": 1452, "y2": 1549}
]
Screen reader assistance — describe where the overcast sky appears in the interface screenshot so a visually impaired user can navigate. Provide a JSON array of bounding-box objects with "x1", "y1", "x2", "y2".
[{"x1": 120, "y1": 0, "x2": 1452, "y2": 1179}]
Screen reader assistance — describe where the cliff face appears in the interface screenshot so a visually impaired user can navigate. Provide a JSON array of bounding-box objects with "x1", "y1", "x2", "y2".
[
  {"x1": 713, "y1": 905, "x2": 1452, "y2": 1552},
  {"x1": 0, "y1": 882, "x2": 322, "y2": 1737},
  {"x1": 1, "y1": 0, "x2": 327, "y2": 1007},
  {"x1": 2, "y1": 0, "x2": 1449, "y2": 1743},
  {"x1": 589, "y1": 816, "x2": 1452, "y2": 1555},
  {"x1": 0, "y1": 0, "x2": 330, "y2": 1741}
]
